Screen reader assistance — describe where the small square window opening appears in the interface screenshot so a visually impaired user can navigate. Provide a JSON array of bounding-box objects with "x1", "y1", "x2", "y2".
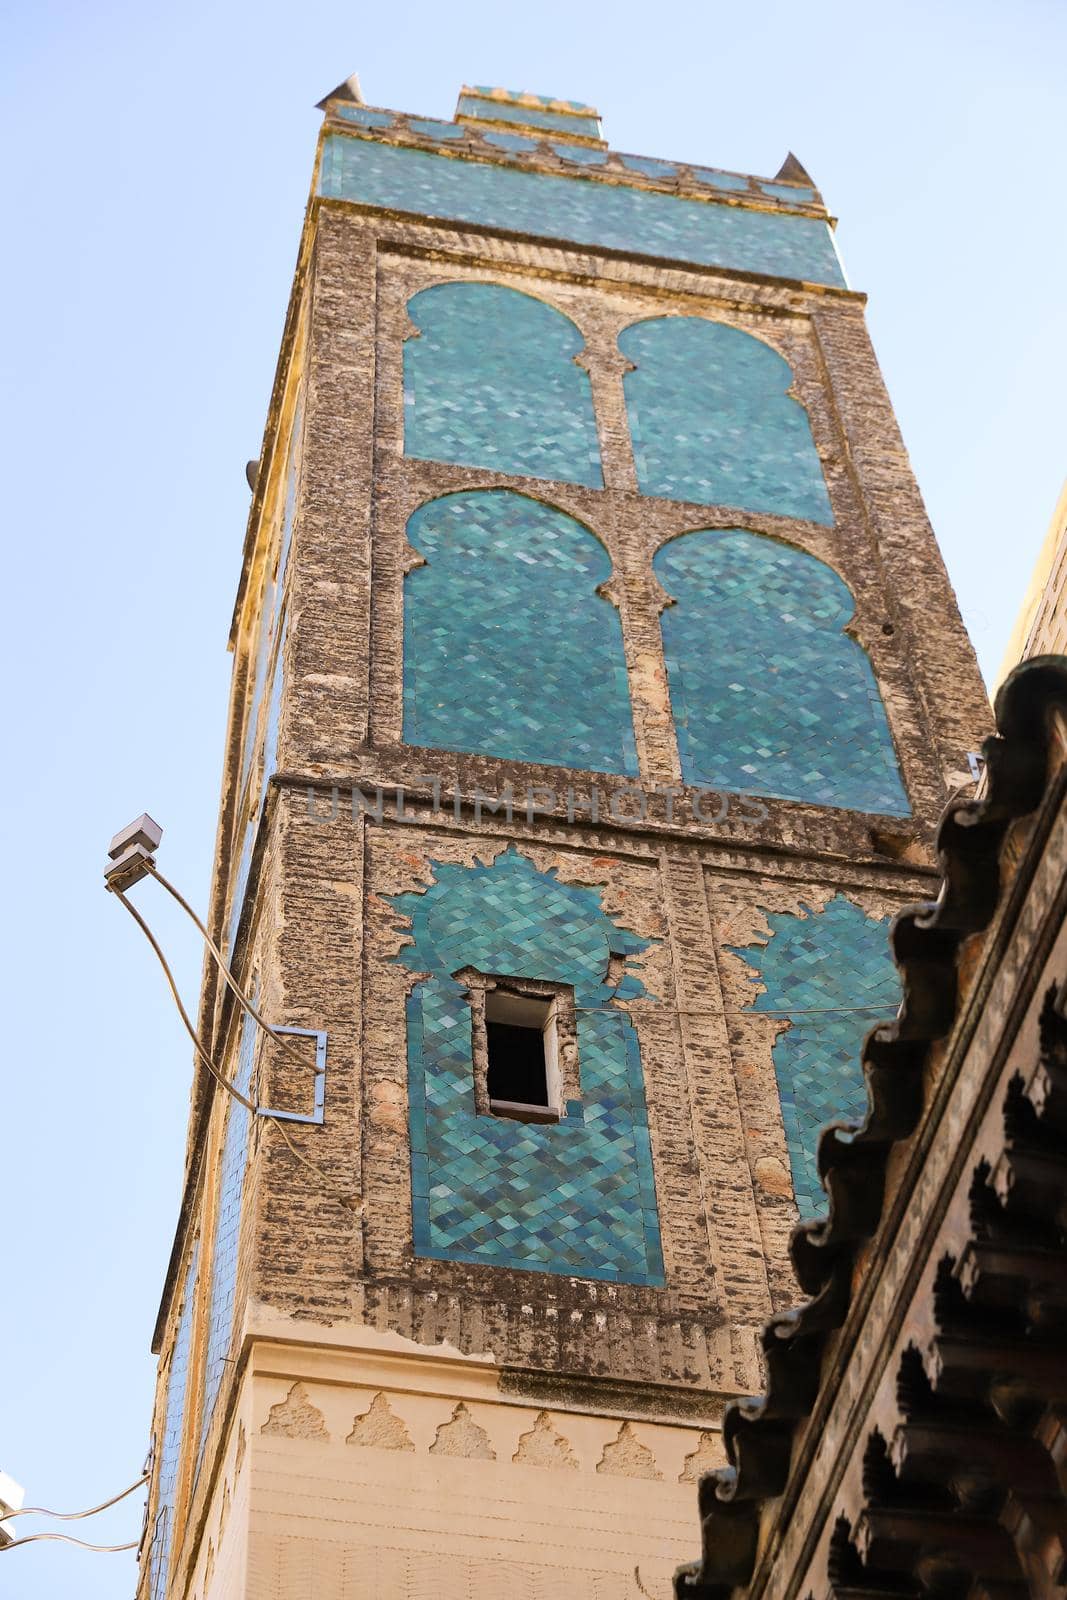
[{"x1": 484, "y1": 989, "x2": 561, "y2": 1124}]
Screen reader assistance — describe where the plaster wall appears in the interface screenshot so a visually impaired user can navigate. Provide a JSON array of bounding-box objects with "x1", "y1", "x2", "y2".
[{"x1": 193, "y1": 1333, "x2": 727, "y2": 1600}]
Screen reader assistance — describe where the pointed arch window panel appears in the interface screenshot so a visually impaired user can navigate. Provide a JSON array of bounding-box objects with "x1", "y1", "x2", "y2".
[
  {"x1": 404, "y1": 282, "x2": 603, "y2": 487},
  {"x1": 654, "y1": 528, "x2": 909, "y2": 815},
  {"x1": 620, "y1": 316, "x2": 833, "y2": 523},
  {"x1": 403, "y1": 489, "x2": 637, "y2": 775}
]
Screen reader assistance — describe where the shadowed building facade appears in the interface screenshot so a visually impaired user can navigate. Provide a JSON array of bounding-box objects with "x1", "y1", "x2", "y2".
[
  {"x1": 675, "y1": 657, "x2": 1067, "y2": 1600},
  {"x1": 137, "y1": 79, "x2": 990, "y2": 1600}
]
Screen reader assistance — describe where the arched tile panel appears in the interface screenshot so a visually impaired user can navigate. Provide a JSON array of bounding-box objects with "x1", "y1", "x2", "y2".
[
  {"x1": 403, "y1": 490, "x2": 637, "y2": 774},
  {"x1": 620, "y1": 316, "x2": 833, "y2": 523},
  {"x1": 654, "y1": 528, "x2": 909, "y2": 814},
  {"x1": 404, "y1": 282, "x2": 603, "y2": 486},
  {"x1": 730, "y1": 895, "x2": 901, "y2": 1220}
]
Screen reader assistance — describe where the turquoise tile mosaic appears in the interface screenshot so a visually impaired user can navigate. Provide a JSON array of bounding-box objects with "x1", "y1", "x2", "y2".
[
  {"x1": 334, "y1": 105, "x2": 394, "y2": 129},
  {"x1": 149, "y1": 1242, "x2": 198, "y2": 1600},
  {"x1": 457, "y1": 96, "x2": 602, "y2": 139},
  {"x1": 550, "y1": 144, "x2": 607, "y2": 165},
  {"x1": 403, "y1": 490, "x2": 638, "y2": 775},
  {"x1": 408, "y1": 117, "x2": 467, "y2": 140},
  {"x1": 404, "y1": 282, "x2": 602, "y2": 487},
  {"x1": 654, "y1": 529, "x2": 910, "y2": 815},
  {"x1": 619, "y1": 317, "x2": 834, "y2": 523},
  {"x1": 318, "y1": 136, "x2": 848, "y2": 287},
  {"x1": 620, "y1": 154, "x2": 679, "y2": 179},
  {"x1": 691, "y1": 167, "x2": 752, "y2": 193},
  {"x1": 196, "y1": 1007, "x2": 255, "y2": 1473},
  {"x1": 552, "y1": 143, "x2": 609, "y2": 165},
  {"x1": 760, "y1": 181, "x2": 817, "y2": 203},
  {"x1": 482, "y1": 131, "x2": 540, "y2": 154},
  {"x1": 227, "y1": 817, "x2": 254, "y2": 954},
  {"x1": 391, "y1": 849, "x2": 664, "y2": 1284},
  {"x1": 731, "y1": 896, "x2": 900, "y2": 1220}
]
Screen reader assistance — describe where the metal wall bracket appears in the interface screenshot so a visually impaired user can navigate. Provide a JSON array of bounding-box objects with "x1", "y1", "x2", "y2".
[{"x1": 256, "y1": 1026, "x2": 327, "y2": 1125}]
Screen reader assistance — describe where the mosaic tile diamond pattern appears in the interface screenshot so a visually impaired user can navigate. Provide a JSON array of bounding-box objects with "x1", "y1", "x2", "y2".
[
  {"x1": 318, "y1": 136, "x2": 848, "y2": 286},
  {"x1": 405, "y1": 282, "x2": 602, "y2": 487},
  {"x1": 403, "y1": 490, "x2": 638, "y2": 775},
  {"x1": 197, "y1": 1008, "x2": 255, "y2": 1471},
  {"x1": 655, "y1": 529, "x2": 910, "y2": 815},
  {"x1": 760, "y1": 181, "x2": 817, "y2": 203},
  {"x1": 620, "y1": 317, "x2": 834, "y2": 522},
  {"x1": 732, "y1": 896, "x2": 901, "y2": 1220},
  {"x1": 391, "y1": 849, "x2": 663, "y2": 1284}
]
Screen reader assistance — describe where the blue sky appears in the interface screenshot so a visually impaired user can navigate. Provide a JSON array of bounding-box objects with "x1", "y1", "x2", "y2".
[{"x1": 2, "y1": 1, "x2": 1064, "y2": 1594}]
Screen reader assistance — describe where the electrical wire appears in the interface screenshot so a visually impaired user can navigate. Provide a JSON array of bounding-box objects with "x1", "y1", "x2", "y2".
[
  {"x1": 1, "y1": 1474, "x2": 147, "y2": 1522},
  {"x1": 264, "y1": 1101, "x2": 358, "y2": 1207},
  {"x1": 108, "y1": 885, "x2": 358, "y2": 1211},
  {"x1": 111, "y1": 887, "x2": 256, "y2": 1115},
  {"x1": 112, "y1": 857, "x2": 885, "y2": 1201},
  {"x1": 141, "y1": 858, "x2": 320, "y2": 1078},
  {"x1": 1, "y1": 1531, "x2": 139, "y2": 1554}
]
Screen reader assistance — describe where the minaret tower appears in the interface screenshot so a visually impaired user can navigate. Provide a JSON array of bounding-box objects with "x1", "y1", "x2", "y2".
[{"x1": 136, "y1": 78, "x2": 989, "y2": 1600}]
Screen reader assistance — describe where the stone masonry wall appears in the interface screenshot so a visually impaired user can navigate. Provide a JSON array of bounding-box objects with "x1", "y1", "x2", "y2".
[{"x1": 141, "y1": 160, "x2": 992, "y2": 1600}]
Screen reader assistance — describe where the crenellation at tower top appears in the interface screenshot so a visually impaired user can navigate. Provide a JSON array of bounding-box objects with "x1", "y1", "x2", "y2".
[{"x1": 317, "y1": 76, "x2": 828, "y2": 234}]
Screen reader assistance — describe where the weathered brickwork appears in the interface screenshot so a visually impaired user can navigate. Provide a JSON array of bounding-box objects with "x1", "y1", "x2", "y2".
[{"x1": 137, "y1": 81, "x2": 993, "y2": 1600}]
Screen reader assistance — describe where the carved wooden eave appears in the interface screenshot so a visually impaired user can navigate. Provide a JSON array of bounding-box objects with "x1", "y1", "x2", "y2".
[{"x1": 677, "y1": 655, "x2": 1067, "y2": 1600}]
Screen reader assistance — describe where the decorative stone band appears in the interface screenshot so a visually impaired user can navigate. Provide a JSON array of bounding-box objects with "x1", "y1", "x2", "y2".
[{"x1": 260, "y1": 1378, "x2": 719, "y2": 1481}]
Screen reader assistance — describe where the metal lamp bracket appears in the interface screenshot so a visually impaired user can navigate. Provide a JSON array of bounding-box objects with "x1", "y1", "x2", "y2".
[{"x1": 256, "y1": 1027, "x2": 328, "y2": 1125}]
